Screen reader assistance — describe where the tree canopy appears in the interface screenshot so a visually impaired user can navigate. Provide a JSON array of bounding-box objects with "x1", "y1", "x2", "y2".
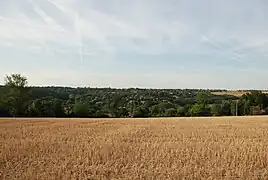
[
  {"x1": 1, "y1": 74, "x2": 268, "y2": 118},
  {"x1": 2, "y1": 74, "x2": 30, "y2": 116}
]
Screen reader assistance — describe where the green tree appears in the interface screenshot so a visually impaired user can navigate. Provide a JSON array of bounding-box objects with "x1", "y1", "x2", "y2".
[
  {"x1": 196, "y1": 92, "x2": 209, "y2": 104},
  {"x1": 0, "y1": 99, "x2": 9, "y2": 116},
  {"x1": 220, "y1": 100, "x2": 231, "y2": 116},
  {"x1": 250, "y1": 106, "x2": 262, "y2": 115},
  {"x1": 150, "y1": 105, "x2": 160, "y2": 117},
  {"x1": 211, "y1": 104, "x2": 221, "y2": 116},
  {"x1": 52, "y1": 99, "x2": 65, "y2": 117},
  {"x1": 164, "y1": 108, "x2": 177, "y2": 117},
  {"x1": 177, "y1": 106, "x2": 186, "y2": 117},
  {"x1": 189, "y1": 103, "x2": 211, "y2": 117},
  {"x1": 27, "y1": 99, "x2": 44, "y2": 116},
  {"x1": 73, "y1": 102, "x2": 89, "y2": 117},
  {"x1": 4, "y1": 74, "x2": 30, "y2": 116},
  {"x1": 64, "y1": 100, "x2": 74, "y2": 116},
  {"x1": 133, "y1": 106, "x2": 150, "y2": 118},
  {"x1": 263, "y1": 107, "x2": 268, "y2": 115},
  {"x1": 1, "y1": 80, "x2": 255, "y2": 118},
  {"x1": 118, "y1": 107, "x2": 129, "y2": 117},
  {"x1": 230, "y1": 100, "x2": 238, "y2": 116},
  {"x1": 151, "y1": 102, "x2": 175, "y2": 117},
  {"x1": 40, "y1": 98, "x2": 55, "y2": 117},
  {"x1": 241, "y1": 100, "x2": 251, "y2": 116}
]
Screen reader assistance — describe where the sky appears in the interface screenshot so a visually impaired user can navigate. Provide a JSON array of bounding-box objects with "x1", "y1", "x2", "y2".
[{"x1": 0, "y1": 0, "x2": 268, "y2": 89}]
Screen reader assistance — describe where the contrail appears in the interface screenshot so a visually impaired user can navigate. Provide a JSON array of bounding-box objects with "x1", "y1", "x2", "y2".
[
  {"x1": 0, "y1": 14, "x2": 86, "y2": 57},
  {"x1": 74, "y1": 13, "x2": 83, "y2": 62},
  {"x1": 0, "y1": 16, "x2": 68, "y2": 33},
  {"x1": 0, "y1": 0, "x2": 82, "y2": 57},
  {"x1": 178, "y1": 21, "x2": 244, "y2": 61},
  {"x1": 230, "y1": 41, "x2": 268, "y2": 53},
  {"x1": 45, "y1": 0, "x2": 67, "y2": 13},
  {"x1": 0, "y1": 15, "x2": 56, "y2": 56},
  {"x1": 202, "y1": 35, "x2": 244, "y2": 61},
  {"x1": 201, "y1": 35, "x2": 223, "y2": 49},
  {"x1": 79, "y1": 43, "x2": 83, "y2": 62},
  {"x1": 50, "y1": 47, "x2": 93, "y2": 56},
  {"x1": 38, "y1": 41, "x2": 55, "y2": 56},
  {"x1": 43, "y1": 0, "x2": 85, "y2": 61}
]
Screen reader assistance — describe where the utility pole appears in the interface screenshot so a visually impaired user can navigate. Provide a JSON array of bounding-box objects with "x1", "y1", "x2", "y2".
[{"x1": 236, "y1": 100, "x2": 239, "y2": 116}]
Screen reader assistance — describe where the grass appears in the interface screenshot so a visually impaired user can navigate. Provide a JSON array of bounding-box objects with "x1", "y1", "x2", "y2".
[{"x1": 1, "y1": 117, "x2": 268, "y2": 179}]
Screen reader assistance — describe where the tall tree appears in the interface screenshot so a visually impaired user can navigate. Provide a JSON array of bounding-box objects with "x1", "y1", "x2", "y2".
[
  {"x1": 177, "y1": 106, "x2": 186, "y2": 117},
  {"x1": 196, "y1": 92, "x2": 209, "y2": 104},
  {"x1": 164, "y1": 108, "x2": 177, "y2": 117},
  {"x1": 230, "y1": 100, "x2": 238, "y2": 116},
  {"x1": 220, "y1": 100, "x2": 231, "y2": 116},
  {"x1": 4, "y1": 74, "x2": 30, "y2": 116},
  {"x1": 0, "y1": 99, "x2": 9, "y2": 116},
  {"x1": 211, "y1": 104, "x2": 221, "y2": 116},
  {"x1": 73, "y1": 102, "x2": 89, "y2": 117},
  {"x1": 189, "y1": 103, "x2": 211, "y2": 117},
  {"x1": 132, "y1": 105, "x2": 150, "y2": 118},
  {"x1": 27, "y1": 99, "x2": 44, "y2": 117}
]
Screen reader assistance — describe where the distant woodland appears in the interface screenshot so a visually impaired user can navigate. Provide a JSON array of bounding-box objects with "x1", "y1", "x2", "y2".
[{"x1": 1, "y1": 74, "x2": 268, "y2": 118}]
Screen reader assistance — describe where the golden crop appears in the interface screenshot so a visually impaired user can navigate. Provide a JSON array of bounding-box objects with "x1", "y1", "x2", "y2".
[{"x1": 1, "y1": 117, "x2": 268, "y2": 179}]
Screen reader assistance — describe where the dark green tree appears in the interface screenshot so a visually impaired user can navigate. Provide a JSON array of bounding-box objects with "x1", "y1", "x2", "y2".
[
  {"x1": 52, "y1": 99, "x2": 65, "y2": 117},
  {"x1": 164, "y1": 108, "x2": 177, "y2": 117},
  {"x1": 196, "y1": 92, "x2": 209, "y2": 104},
  {"x1": 241, "y1": 100, "x2": 251, "y2": 116},
  {"x1": 73, "y1": 102, "x2": 89, "y2": 117},
  {"x1": 4, "y1": 74, "x2": 30, "y2": 116},
  {"x1": 189, "y1": 103, "x2": 211, "y2": 117},
  {"x1": 150, "y1": 105, "x2": 160, "y2": 117},
  {"x1": 64, "y1": 100, "x2": 74, "y2": 116},
  {"x1": 132, "y1": 106, "x2": 150, "y2": 118},
  {"x1": 0, "y1": 99, "x2": 9, "y2": 116},
  {"x1": 27, "y1": 99, "x2": 44, "y2": 116},
  {"x1": 220, "y1": 100, "x2": 231, "y2": 116},
  {"x1": 230, "y1": 100, "x2": 238, "y2": 116},
  {"x1": 177, "y1": 106, "x2": 186, "y2": 117},
  {"x1": 211, "y1": 104, "x2": 221, "y2": 116},
  {"x1": 118, "y1": 107, "x2": 129, "y2": 117}
]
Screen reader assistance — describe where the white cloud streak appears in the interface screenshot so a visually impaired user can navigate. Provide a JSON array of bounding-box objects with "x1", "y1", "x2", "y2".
[
  {"x1": 1, "y1": 0, "x2": 267, "y2": 58},
  {"x1": 0, "y1": 0, "x2": 268, "y2": 88}
]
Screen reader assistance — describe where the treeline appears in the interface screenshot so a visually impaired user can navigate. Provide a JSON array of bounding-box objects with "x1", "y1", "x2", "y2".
[{"x1": 1, "y1": 74, "x2": 268, "y2": 118}]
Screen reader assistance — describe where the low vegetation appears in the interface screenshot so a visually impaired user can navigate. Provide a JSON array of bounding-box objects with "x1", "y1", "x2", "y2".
[{"x1": 1, "y1": 117, "x2": 268, "y2": 179}]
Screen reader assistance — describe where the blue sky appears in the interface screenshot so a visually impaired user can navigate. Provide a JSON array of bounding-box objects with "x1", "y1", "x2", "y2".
[{"x1": 0, "y1": 0, "x2": 268, "y2": 89}]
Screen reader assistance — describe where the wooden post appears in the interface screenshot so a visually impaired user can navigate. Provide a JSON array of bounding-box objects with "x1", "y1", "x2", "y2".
[{"x1": 236, "y1": 100, "x2": 239, "y2": 116}]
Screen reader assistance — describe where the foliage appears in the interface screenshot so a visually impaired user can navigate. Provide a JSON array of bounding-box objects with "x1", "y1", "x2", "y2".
[
  {"x1": 73, "y1": 102, "x2": 89, "y2": 117},
  {"x1": 1, "y1": 74, "x2": 268, "y2": 118},
  {"x1": 189, "y1": 103, "x2": 211, "y2": 117},
  {"x1": 211, "y1": 104, "x2": 221, "y2": 116},
  {"x1": 2, "y1": 74, "x2": 30, "y2": 116}
]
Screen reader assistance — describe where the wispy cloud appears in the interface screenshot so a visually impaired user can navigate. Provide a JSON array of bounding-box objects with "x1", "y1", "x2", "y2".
[
  {"x1": 1, "y1": 0, "x2": 267, "y2": 57},
  {"x1": 0, "y1": 0, "x2": 268, "y2": 88}
]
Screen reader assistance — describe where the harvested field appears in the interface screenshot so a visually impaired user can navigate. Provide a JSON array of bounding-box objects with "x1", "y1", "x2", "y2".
[
  {"x1": 211, "y1": 91, "x2": 268, "y2": 97},
  {"x1": 1, "y1": 117, "x2": 268, "y2": 179},
  {"x1": 211, "y1": 91, "x2": 249, "y2": 97}
]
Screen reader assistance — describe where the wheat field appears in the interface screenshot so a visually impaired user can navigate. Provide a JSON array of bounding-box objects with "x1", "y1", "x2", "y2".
[{"x1": 1, "y1": 117, "x2": 268, "y2": 180}]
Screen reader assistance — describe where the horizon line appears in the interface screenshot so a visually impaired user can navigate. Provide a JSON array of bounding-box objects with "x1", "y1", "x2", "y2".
[{"x1": 1, "y1": 84, "x2": 268, "y2": 91}]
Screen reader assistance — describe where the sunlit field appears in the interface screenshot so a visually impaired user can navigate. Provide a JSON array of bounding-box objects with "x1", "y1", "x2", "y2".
[
  {"x1": 212, "y1": 90, "x2": 268, "y2": 97},
  {"x1": 1, "y1": 117, "x2": 268, "y2": 179}
]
